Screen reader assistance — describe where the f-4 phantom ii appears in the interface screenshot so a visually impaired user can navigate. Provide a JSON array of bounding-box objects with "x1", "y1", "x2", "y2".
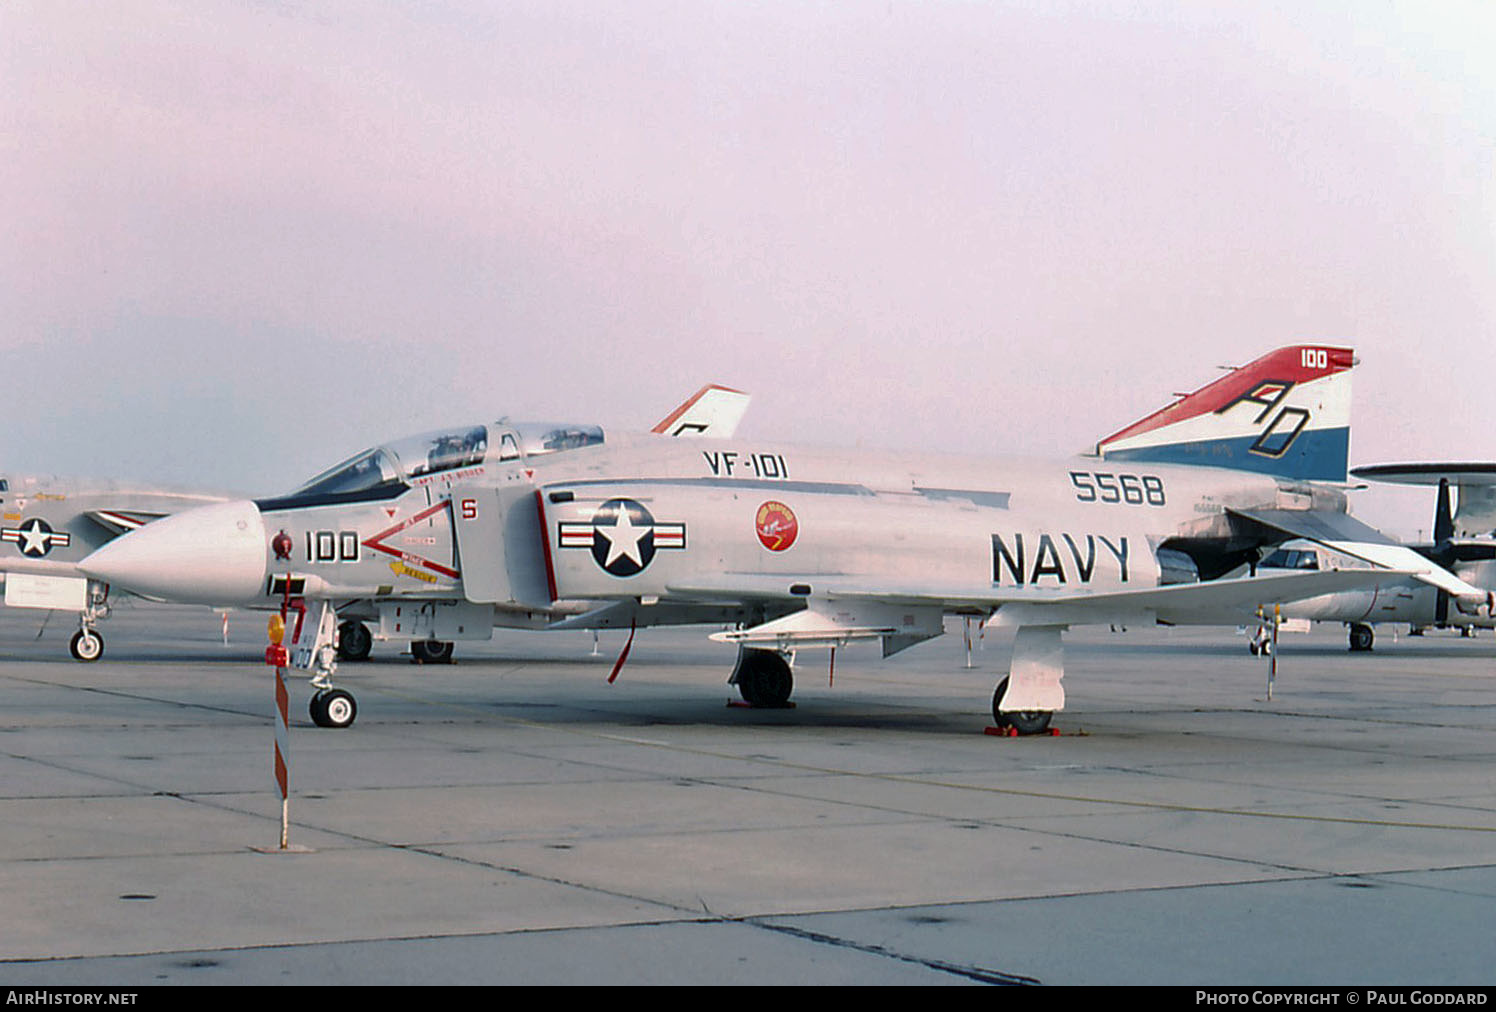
[
  {"x1": 80, "y1": 346, "x2": 1488, "y2": 732},
  {"x1": 72, "y1": 384, "x2": 749, "y2": 710},
  {"x1": 0, "y1": 387, "x2": 744, "y2": 666},
  {"x1": 0, "y1": 476, "x2": 228, "y2": 660},
  {"x1": 1257, "y1": 463, "x2": 1496, "y2": 651}
]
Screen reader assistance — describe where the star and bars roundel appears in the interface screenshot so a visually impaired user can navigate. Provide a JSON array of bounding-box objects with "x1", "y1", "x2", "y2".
[
  {"x1": 2, "y1": 518, "x2": 71, "y2": 558},
  {"x1": 558, "y1": 498, "x2": 686, "y2": 577}
]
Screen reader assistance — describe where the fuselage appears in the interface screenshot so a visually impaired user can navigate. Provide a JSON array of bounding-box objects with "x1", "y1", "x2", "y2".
[
  {"x1": 1269, "y1": 549, "x2": 1496, "y2": 629},
  {"x1": 80, "y1": 425, "x2": 1334, "y2": 624}
]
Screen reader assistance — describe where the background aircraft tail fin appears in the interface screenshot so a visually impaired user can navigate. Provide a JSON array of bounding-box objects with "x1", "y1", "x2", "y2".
[
  {"x1": 1095, "y1": 345, "x2": 1355, "y2": 482},
  {"x1": 652, "y1": 384, "x2": 750, "y2": 438}
]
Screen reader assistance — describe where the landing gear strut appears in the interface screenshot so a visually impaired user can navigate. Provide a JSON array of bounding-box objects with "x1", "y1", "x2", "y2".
[
  {"x1": 69, "y1": 583, "x2": 111, "y2": 663},
  {"x1": 990, "y1": 626, "x2": 1063, "y2": 735},
  {"x1": 991, "y1": 676, "x2": 1054, "y2": 735},
  {"x1": 303, "y1": 602, "x2": 358, "y2": 728}
]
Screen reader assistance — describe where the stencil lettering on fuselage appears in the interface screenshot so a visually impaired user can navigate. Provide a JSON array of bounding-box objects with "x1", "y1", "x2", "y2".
[
  {"x1": 702, "y1": 451, "x2": 790, "y2": 479},
  {"x1": 992, "y1": 532, "x2": 1129, "y2": 586}
]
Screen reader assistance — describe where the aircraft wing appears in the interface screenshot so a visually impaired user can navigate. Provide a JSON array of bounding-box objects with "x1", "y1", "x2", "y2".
[
  {"x1": 1228, "y1": 507, "x2": 1489, "y2": 599},
  {"x1": 652, "y1": 384, "x2": 750, "y2": 438},
  {"x1": 84, "y1": 509, "x2": 168, "y2": 536},
  {"x1": 683, "y1": 568, "x2": 1409, "y2": 651}
]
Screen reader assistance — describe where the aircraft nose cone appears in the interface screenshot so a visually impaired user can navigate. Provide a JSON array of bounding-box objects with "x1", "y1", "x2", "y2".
[{"x1": 81, "y1": 499, "x2": 268, "y2": 605}]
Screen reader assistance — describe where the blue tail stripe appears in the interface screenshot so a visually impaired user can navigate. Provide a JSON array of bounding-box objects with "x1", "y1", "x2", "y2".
[{"x1": 1100, "y1": 428, "x2": 1349, "y2": 482}]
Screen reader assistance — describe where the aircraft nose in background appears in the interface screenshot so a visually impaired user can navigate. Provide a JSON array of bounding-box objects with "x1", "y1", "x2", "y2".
[{"x1": 80, "y1": 499, "x2": 268, "y2": 605}]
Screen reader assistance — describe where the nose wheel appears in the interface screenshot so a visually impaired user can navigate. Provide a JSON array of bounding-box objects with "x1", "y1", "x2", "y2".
[
  {"x1": 69, "y1": 628, "x2": 105, "y2": 662},
  {"x1": 309, "y1": 689, "x2": 357, "y2": 729}
]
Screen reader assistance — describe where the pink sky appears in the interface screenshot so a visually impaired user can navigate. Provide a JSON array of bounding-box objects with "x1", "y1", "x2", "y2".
[{"x1": 3, "y1": 1, "x2": 1493, "y2": 536}]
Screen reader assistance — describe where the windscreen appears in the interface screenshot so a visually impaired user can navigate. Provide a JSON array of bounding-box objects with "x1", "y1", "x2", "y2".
[{"x1": 290, "y1": 447, "x2": 403, "y2": 499}]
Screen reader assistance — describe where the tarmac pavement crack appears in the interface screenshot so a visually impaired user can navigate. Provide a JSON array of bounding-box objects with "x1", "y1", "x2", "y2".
[{"x1": 743, "y1": 919, "x2": 1041, "y2": 985}]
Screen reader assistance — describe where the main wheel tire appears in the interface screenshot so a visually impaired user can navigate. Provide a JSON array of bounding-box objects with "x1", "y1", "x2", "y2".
[
  {"x1": 1348, "y1": 624, "x2": 1374, "y2": 652},
  {"x1": 337, "y1": 620, "x2": 373, "y2": 662},
  {"x1": 410, "y1": 640, "x2": 454, "y2": 664},
  {"x1": 991, "y1": 677, "x2": 1053, "y2": 735},
  {"x1": 309, "y1": 689, "x2": 357, "y2": 728},
  {"x1": 70, "y1": 629, "x2": 104, "y2": 663},
  {"x1": 736, "y1": 650, "x2": 793, "y2": 707}
]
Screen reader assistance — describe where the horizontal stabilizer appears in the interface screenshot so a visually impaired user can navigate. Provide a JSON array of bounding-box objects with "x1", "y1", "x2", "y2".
[
  {"x1": 1231, "y1": 507, "x2": 1488, "y2": 599},
  {"x1": 1229, "y1": 507, "x2": 1395, "y2": 546}
]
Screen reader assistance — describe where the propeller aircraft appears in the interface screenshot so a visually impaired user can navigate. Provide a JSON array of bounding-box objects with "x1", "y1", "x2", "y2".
[{"x1": 1257, "y1": 464, "x2": 1496, "y2": 651}]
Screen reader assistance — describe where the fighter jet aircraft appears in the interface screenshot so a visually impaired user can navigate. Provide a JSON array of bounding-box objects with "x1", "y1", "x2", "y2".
[
  {"x1": 0, "y1": 475, "x2": 229, "y2": 660},
  {"x1": 321, "y1": 382, "x2": 752, "y2": 665},
  {"x1": 0, "y1": 384, "x2": 744, "y2": 672},
  {"x1": 1255, "y1": 463, "x2": 1496, "y2": 651},
  {"x1": 70, "y1": 383, "x2": 749, "y2": 691},
  {"x1": 81, "y1": 346, "x2": 1484, "y2": 731}
]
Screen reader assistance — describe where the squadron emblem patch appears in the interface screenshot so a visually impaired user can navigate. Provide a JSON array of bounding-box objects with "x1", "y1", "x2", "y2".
[{"x1": 754, "y1": 501, "x2": 798, "y2": 552}]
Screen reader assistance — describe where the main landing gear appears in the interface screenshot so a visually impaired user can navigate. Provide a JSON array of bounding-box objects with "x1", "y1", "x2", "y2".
[
  {"x1": 1348, "y1": 623, "x2": 1375, "y2": 652},
  {"x1": 731, "y1": 648, "x2": 794, "y2": 707},
  {"x1": 989, "y1": 626, "x2": 1063, "y2": 736},
  {"x1": 331, "y1": 620, "x2": 456, "y2": 664},
  {"x1": 726, "y1": 635, "x2": 1063, "y2": 733},
  {"x1": 336, "y1": 620, "x2": 373, "y2": 661},
  {"x1": 990, "y1": 677, "x2": 1054, "y2": 735},
  {"x1": 410, "y1": 639, "x2": 455, "y2": 664}
]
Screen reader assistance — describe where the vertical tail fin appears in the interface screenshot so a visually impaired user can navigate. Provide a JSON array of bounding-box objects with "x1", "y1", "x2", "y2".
[
  {"x1": 652, "y1": 384, "x2": 750, "y2": 438},
  {"x1": 1095, "y1": 345, "x2": 1354, "y2": 482}
]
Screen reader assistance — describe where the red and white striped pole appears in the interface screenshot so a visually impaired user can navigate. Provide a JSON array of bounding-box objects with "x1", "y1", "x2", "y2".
[{"x1": 265, "y1": 608, "x2": 292, "y2": 849}]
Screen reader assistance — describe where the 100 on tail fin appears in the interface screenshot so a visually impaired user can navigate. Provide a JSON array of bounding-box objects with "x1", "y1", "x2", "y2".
[{"x1": 1095, "y1": 345, "x2": 1354, "y2": 482}]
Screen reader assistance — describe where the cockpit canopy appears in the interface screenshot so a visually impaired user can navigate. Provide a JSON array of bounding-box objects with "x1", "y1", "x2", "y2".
[
  {"x1": 510, "y1": 421, "x2": 604, "y2": 458},
  {"x1": 279, "y1": 421, "x2": 605, "y2": 506}
]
